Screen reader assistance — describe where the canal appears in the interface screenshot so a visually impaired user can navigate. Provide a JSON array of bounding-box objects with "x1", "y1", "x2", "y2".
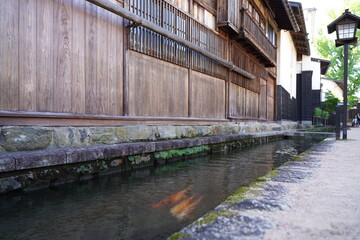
[{"x1": 0, "y1": 137, "x2": 322, "y2": 240}]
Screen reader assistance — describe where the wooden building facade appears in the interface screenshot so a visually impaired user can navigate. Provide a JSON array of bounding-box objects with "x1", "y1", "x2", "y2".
[{"x1": 0, "y1": 0, "x2": 298, "y2": 126}]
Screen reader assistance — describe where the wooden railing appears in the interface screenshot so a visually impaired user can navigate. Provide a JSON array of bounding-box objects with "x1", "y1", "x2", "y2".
[
  {"x1": 241, "y1": 10, "x2": 276, "y2": 64},
  {"x1": 129, "y1": 0, "x2": 227, "y2": 59}
]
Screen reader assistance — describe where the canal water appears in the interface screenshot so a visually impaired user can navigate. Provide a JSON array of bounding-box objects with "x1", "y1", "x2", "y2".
[{"x1": 0, "y1": 138, "x2": 321, "y2": 240}]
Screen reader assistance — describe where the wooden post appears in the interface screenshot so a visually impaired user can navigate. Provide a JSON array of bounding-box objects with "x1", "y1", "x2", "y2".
[
  {"x1": 336, "y1": 105, "x2": 341, "y2": 140},
  {"x1": 188, "y1": 68, "x2": 192, "y2": 117},
  {"x1": 123, "y1": 0, "x2": 130, "y2": 116}
]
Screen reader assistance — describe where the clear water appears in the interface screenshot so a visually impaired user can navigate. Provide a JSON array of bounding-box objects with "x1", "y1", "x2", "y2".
[{"x1": 0, "y1": 138, "x2": 320, "y2": 240}]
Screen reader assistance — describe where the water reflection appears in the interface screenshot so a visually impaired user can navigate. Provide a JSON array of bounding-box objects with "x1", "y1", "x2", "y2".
[{"x1": 0, "y1": 138, "x2": 321, "y2": 240}]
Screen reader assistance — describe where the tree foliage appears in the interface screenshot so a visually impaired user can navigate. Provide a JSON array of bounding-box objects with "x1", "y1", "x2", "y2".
[
  {"x1": 323, "y1": 91, "x2": 340, "y2": 113},
  {"x1": 315, "y1": 0, "x2": 360, "y2": 107}
]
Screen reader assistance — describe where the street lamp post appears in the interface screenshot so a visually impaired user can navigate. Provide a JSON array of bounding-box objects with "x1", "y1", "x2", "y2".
[{"x1": 327, "y1": 9, "x2": 360, "y2": 140}]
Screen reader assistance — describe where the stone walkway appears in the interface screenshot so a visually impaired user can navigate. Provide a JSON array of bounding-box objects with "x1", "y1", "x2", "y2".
[{"x1": 173, "y1": 128, "x2": 360, "y2": 240}]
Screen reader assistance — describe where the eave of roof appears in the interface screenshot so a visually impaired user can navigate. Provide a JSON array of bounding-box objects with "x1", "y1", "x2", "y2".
[
  {"x1": 264, "y1": 0, "x2": 300, "y2": 32},
  {"x1": 321, "y1": 77, "x2": 344, "y2": 90},
  {"x1": 289, "y1": 1, "x2": 310, "y2": 56},
  {"x1": 312, "y1": 58, "x2": 331, "y2": 75}
]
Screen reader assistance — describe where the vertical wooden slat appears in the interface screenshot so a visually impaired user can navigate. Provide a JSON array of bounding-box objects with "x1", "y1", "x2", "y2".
[
  {"x1": 96, "y1": 6, "x2": 109, "y2": 114},
  {"x1": 0, "y1": 0, "x2": 19, "y2": 111},
  {"x1": 188, "y1": 68, "x2": 192, "y2": 117},
  {"x1": 108, "y1": 10, "x2": 117, "y2": 115},
  {"x1": 53, "y1": 0, "x2": 73, "y2": 113},
  {"x1": 123, "y1": 0, "x2": 130, "y2": 116},
  {"x1": 116, "y1": 14, "x2": 124, "y2": 116},
  {"x1": 19, "y1": 0, "x2": 37, "y2": 111},
  {"x1": 72, "y1": 0, "x2": 86, "y2": 114},
  {"x1": 108, "y1": 11, "x2": 124, "y2": 115},
  {"x1": 85, "y1": 1, "x2": 98, "y2": 114},
  {"x1": 36, "y1": 0, "x2": 54, "y2": 112}
]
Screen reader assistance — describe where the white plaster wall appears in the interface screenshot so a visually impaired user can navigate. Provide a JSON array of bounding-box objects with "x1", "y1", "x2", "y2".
[
  {"x1": 321, "y1": 79, "x2": 343, "y2": 102},
  {"x1": 301, "y1": 55, "x2": 321, "y2": 90},
  {"x1": 277, "y1": 31, "x2": 297, "y2": 98}
]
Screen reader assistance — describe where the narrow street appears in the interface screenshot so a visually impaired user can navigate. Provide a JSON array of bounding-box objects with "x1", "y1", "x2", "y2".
[{"x1": 264, "y1": 127, "x2": 360, "y2": 239}]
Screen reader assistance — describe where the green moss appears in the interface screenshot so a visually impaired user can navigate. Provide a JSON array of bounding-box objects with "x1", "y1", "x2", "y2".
[
  {"x1": 263, "y1": 169, "x2": 279, "y2": 179},
  {"x1": 167, "y1": 232, "x2": 190, "y2": 240},
  {"x1": 76, "y1": 165, "x2": 92, "y2": 174},
  {"x1": 154, "y1": 146, "x2": 209, "y2": 160},
  {"x1": 99, "y1": 161, "x2": 108, "y2": 171},
  {"x1": 224, "y1": 170, "x2": 278, "y2": 205},
  {"x1": 304, "y1": 127, "x2": 335, "y2": 133},
  {"x1": 193, "y1": 210, "x2": 234, "y2": 226},
  {"x1": 128, "y1": 154, "x2": 146, "y2": 163},
  {"x1": 289, "y1": 153, "x2": 309, "y2": 162}
]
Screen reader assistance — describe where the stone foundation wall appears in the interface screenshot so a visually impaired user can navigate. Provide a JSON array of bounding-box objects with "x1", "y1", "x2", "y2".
[
  {"x1": 0, "y1": 122, "x2": 298, "y2": 153},
  {"x1": 0, "y1": 121, "x2": 299, "y2": 194}
]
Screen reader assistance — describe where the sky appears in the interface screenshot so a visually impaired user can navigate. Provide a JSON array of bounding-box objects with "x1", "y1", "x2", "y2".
[
  {"x1": 297, "y1": 0, "x2": 347, "y2": 32},
  {"x1": 295, "y1": 0, "x2": 348, "y2": 56}
]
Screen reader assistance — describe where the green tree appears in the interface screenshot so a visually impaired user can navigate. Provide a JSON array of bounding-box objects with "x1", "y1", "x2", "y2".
[
  {"x1": 315, "y1": 1, "x2": 360, "y2": 107},
  {"x1": 313, "y1": 107, "x2": 323, "y2": 125},
  {"x1": 322, "y1": 91, "x2": 340, "y2": 113}
]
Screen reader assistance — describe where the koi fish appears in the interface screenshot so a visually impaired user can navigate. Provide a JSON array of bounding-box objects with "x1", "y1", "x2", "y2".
[
  {"x1": 170, "y1": 195, "x2": 204, "y2": 221},
  {"x1": 151, "y1": 186, "x2": 192, "y2": 209}
]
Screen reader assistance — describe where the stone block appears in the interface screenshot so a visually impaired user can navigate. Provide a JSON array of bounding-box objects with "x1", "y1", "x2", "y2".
[
  {"x1": 53, "y1": 127, "x2": 76, "y2": 148},
  {"x1": 77, "y1": 128, "x2": 90, "y2": 145},
  {"x1": 66, "y1": 147, "x2": 105, "y2": 164},
  {"x1": 110, "y1": 159, "x2": 123, "y2": 167},
  {"x1": 157, "y1": 126, "x2": 177, "y2": 140},
  {"x1": 194, "y1": 126, "x2": 213, "y2": 137},
  {"x1": 117, "y1": 142, "x2": 155, "y2": 156},
  {"x1": 90, "y1": 127, "x2": 117, "y2": 144},
  {"x1": 0, "y1": 146, "x2": 6, "y2": 153},
  {"x1": 123, "y1": 126, "x2": 157, "y2": 141},
  {"x1": 0, "y1": 155, "x2": 15, "y2": 172},
  {"x1": 115, "y1": 128, "x2": 129, "y2": 143},
  {"x1": 154, "y1": 139, "x2": 190, "y2": 152},
  {"x1": 128, "y1": 155, "x2": 152, "y2": 165},
  {"x1": 0, "y1": 177, "x2": 22, "y2": 194},
  {"x1": 0, "y1": 127, "x2": 52, "y2": 152},
  {"x1": 15, "y1": 149, "x2": 67, "y2": 170},
  {"x1": 176, "y1": 126, "x2": 195, "y2": 138}
]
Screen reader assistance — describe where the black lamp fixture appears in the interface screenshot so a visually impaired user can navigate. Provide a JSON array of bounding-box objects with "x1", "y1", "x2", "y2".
[
  {"x1": 328, "y1": 9, "x2": 360, "y2": 47},
  {"x1": 327, "y1": 9, "x2": 360, "y2": 139}
]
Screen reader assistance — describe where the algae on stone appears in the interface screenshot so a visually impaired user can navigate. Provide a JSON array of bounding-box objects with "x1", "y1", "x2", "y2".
[
  {"x1": 154, "y1": 146, "x2": 209, "y2": 160},
  {"x1": 193, "y1": 210, "x2": 235, "y2": 226},
  {"x1": 167, "y1": 232, "x2": 190, "y2": 240}
]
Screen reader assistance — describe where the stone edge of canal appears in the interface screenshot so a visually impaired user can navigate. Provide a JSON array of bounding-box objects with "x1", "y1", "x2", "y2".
[
  {"x1": 1, "y1": 131, "x2": 287, "y2": 195},
  {"x1": 168, "y1": 135, "x2": 334, "y2": 240}
]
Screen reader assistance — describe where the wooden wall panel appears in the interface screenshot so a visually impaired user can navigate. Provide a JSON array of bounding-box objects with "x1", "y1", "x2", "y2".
[
  {"x1": 19, "y1": 0, "x2": 37, "y2": 111},
  {"x1": 229, "y1": 83, "x2": 246, "y2": 117},
  {"x1": 72, "y1": 0, "x2": 86, "y2": 114},
  {"x1": 267, "y1": 76, "x2": 275, "y2": 121},
  {"x1": 191, "y1": 71, "x2": 226, "y2": 119},
  {"x1": 36, "y1": 0, "x2": 54, "y2": 112},
  {"x1": 259, "y1": 78, "x2": 267, "y2": 119},
  {"x1": 245, "y1": 90, "x2": 259, "y2": 118},
  {"x1": 267, "y1": 96, "x2": 274, "y2": 121},
  {"x1": 96, "y1": 6, "x2": 110, "y2": 115},
  {"x1": 85, "y1": 1, "x2": 98, "y2": 114},
  {"x1": 0, "y1": 0, "x2": 19, "y2": 111},
  {"x1": 0, "y1": 0, "x2": 124, "y2": 116},
  {"x1": 53, "y1": 0, "x2": 73, "y2": 113},
  {"x1": 128, "y1": 51, "x2": 189, "y2": 117},
  {"x1": 107, "y1": 10, "x2": 124, "y2": 116}
]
